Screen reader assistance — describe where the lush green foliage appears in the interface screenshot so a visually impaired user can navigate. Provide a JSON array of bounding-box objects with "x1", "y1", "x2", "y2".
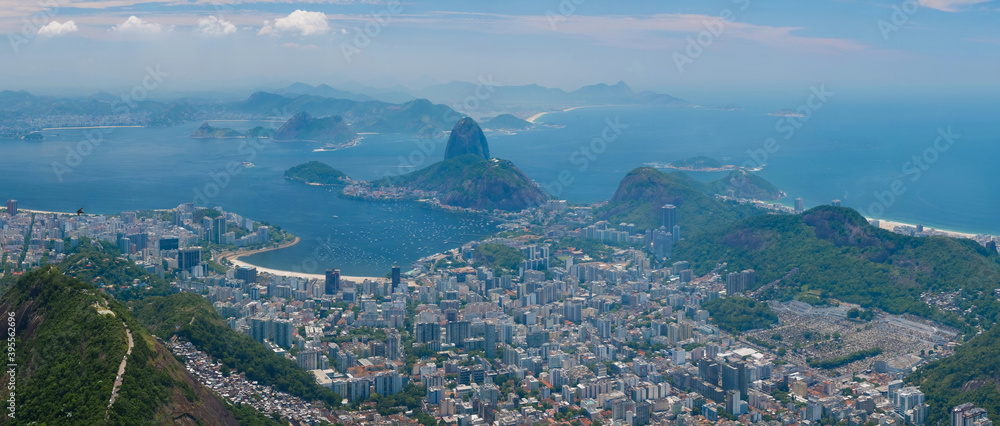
[
  {"x1": 702, "y1": 296, "x2": 778, "y2": 333},
  {"x1": 910, "y1": 324, "x2": 1000, "y2": 424},
  {"x1": 0, "y1": 267, "x2": 244, "y2": 425},
  {"x1": 807, "y1": 347, "x2": 882, "y2": 370},
  {"x1": 669, "y1": 156, "x2": 723, "y2": 169},
  {"x1": 56, "y1": 238, "x2": 173, "y2": 300},
  {"x1": 367, "y1": 383, "x2": 426, "y2": 415},
  {"x1": 551, "y1": 237, "x2": 619, "y2": 262},
  {"x1": 707, "y1": 169, "x2": 784, "y2": 200},
  {"x1": 2, "y1": 267, "x2": 129, "y2": 423},
  {"x1": 284, "y1": 161, "x2": 349, "y2": 185},
  {"x1": 675, "y1": 206, "x2": 1000, "y2": 333},
  {"x1": 131, "y1": 292, "x2": 342, "y2": 407},
  {"x1": 597, "y1": 167, "x2": 763, "y2": 236},
  {"x1": 107, "y1": 327, "x2": 181, "y2": 424},
  {"x1": 846, "y1": 307, "x2": 875, "y2": 321},
  {"x1": 227, "y1": 402, "x2": 285, "y2": 426},
  {"x1": 193, "y1": 208, "x2": 223, "y2": 221},
  {"x1": 378, "y1": 154, "x2": 548, "y2": 211},
  {"x1": 473, "y1": 243, "x2": 526, "y2": 272}
]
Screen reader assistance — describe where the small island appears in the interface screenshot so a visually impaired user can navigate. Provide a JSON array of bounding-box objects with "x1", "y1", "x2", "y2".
[
  {"x1": 652, "y1": 156, "x2": 738, "y2": 172},
  {"x1": 284, "y1": 161, "x2": 350, "y2": 185},
  {"x1": 482, "y1": 114, "x2": 533, "y2": 131},
  {"x1": 347, "y1": 117, "x2": 548, "y2": 212},
  {"x1": 21, "y1": 132, "x2": 44, "y2": 141},
  {"x1": 768, "y1": 109, "x2": 805, "y2": 118},
  {"x1": 191, "y1": 123, "x2": 275, "y2": 139}
]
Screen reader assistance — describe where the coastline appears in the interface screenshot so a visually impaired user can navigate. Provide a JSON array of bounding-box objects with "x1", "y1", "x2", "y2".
[
  {"x1": 20, "y1": 207, "x2": 384, "y2": 280},
  {"x1": 21, "y1": 208, "x2": 170, "y2": 216},
  {"x1": 749, "y1": 200, "x2": 994, "y2": 239},
  {"x1": 866, "y1": 218, "x2": 984, "y2": 240},
  {"x1": 218, "y1": 236, "x2": 382, "y2": 282},
  {"x1": 22, "y1": 208, "x2": 84, "y2": 215},
  {"x1": 41, "y1": 126, "x2": 143, "y2": 130},
  {"x1": 526, "y1": 105, "x2": 622, "y2": 124},
  {"x1": 229, "y1": 258, "x2": 382, "y2": 283}
]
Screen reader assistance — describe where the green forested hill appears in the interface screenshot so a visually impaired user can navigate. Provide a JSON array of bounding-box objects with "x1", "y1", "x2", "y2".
[
  {"x1": 56, "y1": 238, "x2": 174, "y2": 301},
  {"x1": 284, "y1": 161, "x2": 349, "y2": 185},
  {"x1": 132, "y1": 292, "x2": 343, "y2": 408},
  {"x1": 702, "y1": 296, "x2": 778, "y2": 334},
  {"x1": 597, "y1": 167, "x2": 764, "y2": 235},
  {"x1": 50, "y1": 238, "x2": 337, "y2": 412},
  {"x1": 910, "y1": 323, "x2": 1000, "y2": 424},
  {"x1": 380, "y1": 154, "x2": 548, "y2": 211},
  {"x1": 707, "y1": 169, "x2": 784, "y2": 200},
  {"x1": 0, "y1": 267, "x2": 255, "y2": 425},
  {"x1": 674, "y1": 206, "x2": 1000, "y2": 332}
]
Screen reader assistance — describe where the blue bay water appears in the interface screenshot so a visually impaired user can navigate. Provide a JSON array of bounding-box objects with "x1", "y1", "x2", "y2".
[{"x1": 1, "y1": 95, "x2": 996, "y2": 275}]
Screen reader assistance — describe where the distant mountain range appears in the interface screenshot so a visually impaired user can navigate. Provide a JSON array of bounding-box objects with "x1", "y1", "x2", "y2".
[
  {"x1": 408, "y1": 80, "x2": 688, "y2": 111},
  {"x1": 272, "y1": 112, "x2": 358, "y2": 146},
  {"x1": 231, "y1": 93, "x2": 460, "y2": 135},
  {"x1": 0, "y1": 80, "x2": 687, "y2": 139}
]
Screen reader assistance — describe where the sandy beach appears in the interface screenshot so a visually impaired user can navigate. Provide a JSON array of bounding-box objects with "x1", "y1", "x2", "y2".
[
  {"x1": 526, "y1": 105, "x2": 598, "y2": 123},
  {"x1": 21, "y1": 208, "x2": 169, "y2": 216},
  {"x1": 21, "y1": 209, "x2": 80, "y2": 215},
  {"x1": 227, "y1": 258, "x2": 381, "y2": 282},
  {"x1": 868, "y1": 218, "x2": 983, "y2": 239},
  {"x1": 21, "y1": 208, "x2": 385, "y2": 281},
  {"x1": 219, "y1": 237, "x2": 382, "y2": 282},
  {"x1": 41, "y1": 126, "x2": 143, "y2": 130}
]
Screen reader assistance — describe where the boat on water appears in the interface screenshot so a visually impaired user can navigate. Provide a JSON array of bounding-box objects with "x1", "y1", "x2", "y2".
[{"x1": 241, "y1": 161, "x2": 255, "y2": 168}]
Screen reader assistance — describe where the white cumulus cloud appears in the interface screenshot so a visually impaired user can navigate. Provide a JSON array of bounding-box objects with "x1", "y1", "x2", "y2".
[
  {"x1": 112, "y1": 16, "x2": 164, "y2": 33},
  {"x1": 264, "y1": 10, "x2": 330, "y2": 36},
  {"x1": 197, "y1": 16, "x2": 236, "y2": 36},
  {"x1": 37, "y1": 20, "x2": 78, "y2": 37}
]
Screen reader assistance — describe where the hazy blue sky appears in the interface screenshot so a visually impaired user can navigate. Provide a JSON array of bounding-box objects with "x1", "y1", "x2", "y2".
[{"x1": 1, "y1": 0, "x2": 997, "y2": 98}]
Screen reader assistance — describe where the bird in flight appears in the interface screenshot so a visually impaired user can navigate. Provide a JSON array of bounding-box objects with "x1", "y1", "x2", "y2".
[{"x1": 77, "y1": 208, "x2": 84, "y2": 216}]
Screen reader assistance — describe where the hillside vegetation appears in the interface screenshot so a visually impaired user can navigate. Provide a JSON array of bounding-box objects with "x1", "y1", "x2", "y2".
[
  {"x1": 0, "y1": 267, "x2": 253, "y2": 424},
  {"x1": 702, "y1": 296, "x2": 778, "y2": 334},
  {"x1": 132, "y1": 292, "x2": 343, "y2": 408},
  {"x1": 674, "y1": 206, "x2": 1000, "y2": 333},
  {"x1": 707, "y1": 169, "x2": 785, "y2": 200},
  {"x1": 597, "y1": 167, "x2": 764, "y2": 236},
  {"x1": 910, "y1": 323, "x2": 1000, "y2": 424},
  {"x1": 285, "y1": 161, "x2": 349, "y2": 185},
  {"x1": 381, "y1": 154, "x2": 548, "y2": 211}
]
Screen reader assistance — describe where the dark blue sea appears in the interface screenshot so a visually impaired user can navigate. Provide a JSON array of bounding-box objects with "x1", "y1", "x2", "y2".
[{"x1": 1, "y1": 92, "x2": 996, "y2": 275}]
